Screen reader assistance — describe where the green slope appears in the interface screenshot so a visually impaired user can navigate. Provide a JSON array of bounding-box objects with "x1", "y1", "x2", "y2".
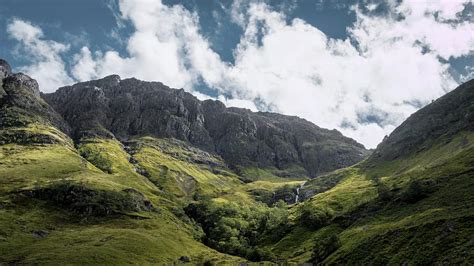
[
  {"x1": 269, "y1": 131, "x2": 473, "y2": 263},
  {"x1": 0, "y1": 123, "x2": 246, "y2": 264},
  {"x1": 264, "y1": 80, "x2": 474, "y2": 263},
  {"x1": 0, "y1": 123, "x2": 301, "y2": 264}
]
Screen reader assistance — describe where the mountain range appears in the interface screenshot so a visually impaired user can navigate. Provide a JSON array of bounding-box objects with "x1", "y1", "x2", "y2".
[{"x1": 0, "y1": 58, "x2": 473, "y2": 264}]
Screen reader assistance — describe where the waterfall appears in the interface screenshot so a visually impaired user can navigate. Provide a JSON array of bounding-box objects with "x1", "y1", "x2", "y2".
[
  {"x1": 295, "y1": 187, "x2": 300, "y2": 203},
  {"x1": 295, "y1": 181, "x2": 307, "y2": 204}
]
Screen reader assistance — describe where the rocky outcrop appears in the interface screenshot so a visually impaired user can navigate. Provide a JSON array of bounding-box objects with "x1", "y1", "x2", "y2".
[
  {"x1": 368, "y1": 79, "x2": 474, "y2": 163},
  {"x1": 44, "y1": 75, "x2": 368, "y2": 177},
  {"x1": 0, "y1": 59, "x2": 12, "y2": 81},
  {"x1": 0, "y1": 61, "x2": 69, "y2": 132}
]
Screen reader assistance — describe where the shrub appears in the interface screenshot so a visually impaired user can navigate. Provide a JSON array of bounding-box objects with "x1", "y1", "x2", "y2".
[
  {"x1": 248, "y1": 247, "x2": 277, "y2": 262},
  {"x1": 377, "y1": 182, "x2": 393, "y2": 202},
  {"x1": 271, "y1": 185, "x2": 297, "y2": 204},
  {"x1": 401, "y1": 179, "x2": 437, "y2": 203},
  {"x1": 184, "y1": 200, "x2": 288, "y2": 261},
  {"x1": 300, "y1": 205, "x2": 332, "y2": 229},
  {"x1": 311, "y1": 232, "x2": 341, "y2": 263},
  {"x1": 79, "y1": 146, "x2": 113, "y2": 174}
]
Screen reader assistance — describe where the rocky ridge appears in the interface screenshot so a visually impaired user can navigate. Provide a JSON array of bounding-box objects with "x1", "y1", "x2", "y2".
[
  {"x1": 43, "y1": 74, "x2": 368, "y2": 177},
  {"x1": 1, "y1": 58, "x2": 368, "y2": 178}
]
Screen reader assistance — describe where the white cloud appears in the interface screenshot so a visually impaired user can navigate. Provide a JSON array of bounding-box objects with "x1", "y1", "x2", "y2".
[
  {"x1": 218, "y1": 95, "x2": 258, "y2": 111},
  {"x1": 460, "y1": 65, "x2": 474, "y2": 82},
  {"x1": 7, "y1": 0, "x2": 474, "y2": 148},
  {"x1": 209, "y1": 0, "x2": 471, "y2": 148},
  {"x1": 70, "y1": 0, "x2": 229, "y2": 92},
  {"x1": 6, "y1": 19, "x2": 74, "y2": 92},
  {"x1": 354, "y1": 0, "x2": 474, "y2": 60}
]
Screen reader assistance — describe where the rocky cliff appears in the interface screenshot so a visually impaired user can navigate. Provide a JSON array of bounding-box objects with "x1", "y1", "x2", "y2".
[
  {"x1": 0, "y1": 60, "x2": 69, "y2": 136},
  {"x1": 42, "y1": 74, "x2": 368, "y2": 177}
]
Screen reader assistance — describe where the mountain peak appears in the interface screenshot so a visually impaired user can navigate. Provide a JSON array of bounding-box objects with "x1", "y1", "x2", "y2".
[
  {"x1": 3, "y1": 72, "x2": 41, "y2": 97},
  {"x1": 43, "y1": 76, "x2": 369, "y2": 177},
  {"x1": 0, "y1": 60, "x2": 69, "y2": 133}
]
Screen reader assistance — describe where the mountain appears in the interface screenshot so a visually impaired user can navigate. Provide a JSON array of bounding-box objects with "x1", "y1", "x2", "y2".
[
  {"x1": 42, "y1": 75, "x2": 368, "y2": 178},
  {"x1": 0, "y1": 57, "x2": 473, "y2": 264},
  {"x1": 288, "y1": 79, "x2": 474, "y2": 263},
  {"x1": 369, "y1": 80, "x2": 474, "y2": 163}
]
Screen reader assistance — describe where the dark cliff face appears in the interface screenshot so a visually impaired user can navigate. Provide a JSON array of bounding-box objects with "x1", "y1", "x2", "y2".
[
  {"x1": 368, "y1": 79, "x2": 474, "y2": 164},
  {"x1": 0, "y1": 60, "x2": 68, "y2": 133},
  {"x1": 43, "y1": 75, "x2": 368, "y2": 177}
]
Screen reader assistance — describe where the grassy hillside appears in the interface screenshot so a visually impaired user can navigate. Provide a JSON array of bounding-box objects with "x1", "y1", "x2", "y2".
[
  {"x1": 1, "y1": 62, "x2": 472, "y2": 264},
  {"x1": 0, "y1": 122, "x2": 308, "y2": 264},
  {"x1": 267, "y1": 131, "x2": 474, "y2": 263},
  {"x1": 0, "y1": 123, "x2": 242, "y2": 264},
  {"x1": 1, "y1": 111, "x2": 472, "y2": 264}
]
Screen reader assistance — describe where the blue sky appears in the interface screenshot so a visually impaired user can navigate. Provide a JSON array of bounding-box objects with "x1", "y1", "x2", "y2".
[
  {"x1": 1, "y1": 0, "x2": 473, "y2": 148},
  {"x1": 1, "y1": 0, "x2": 357, "y2": 65}
]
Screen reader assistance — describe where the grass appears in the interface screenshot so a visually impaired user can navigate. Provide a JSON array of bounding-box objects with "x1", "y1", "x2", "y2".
[
  {"x1": 0, "y1": 202, "x2": 241, "y2": 264},
  {"x1": 240, "y1": 165, "x2": 309, "y2": 182},
  {"x1": 266, "y1": 131, "x2": 474, "y2": 264},
  {"x1": 1, "y1": 120, "x2": 473, "y2": 263},
  {"x1": 0, "y1": 125, "x2": 248, "y2": 263},
  {"x1": 132, "y1": 137, "x2": 244, "y2": 203}
]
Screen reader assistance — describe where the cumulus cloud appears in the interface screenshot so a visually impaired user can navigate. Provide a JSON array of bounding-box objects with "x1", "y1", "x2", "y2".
[
  {"x1": 6, "y1": 0, "x2": 474, "y2": 148},
  {"x1": 208, "y1": 0, "x2": 470, "y2": 148},
  {"x1": 70, "y1": 0, "x2": 229, "y2": 92},
  {"x1": 218, "y1": 95, "x2": 259, "y2": 111},
  {"x1": 6, "y1": 19, "x2": 74, "y2": 92}
]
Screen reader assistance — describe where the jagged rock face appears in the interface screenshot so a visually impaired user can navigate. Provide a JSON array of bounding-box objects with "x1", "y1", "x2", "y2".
[
  {"x1": 0, "y1": 59, "x2": 12, "y2": 81},
  {"x1": 0, "y1": 63, "x2": 68, "y2": 132},
  {"x1": 0, "y1": 58, "x2": 368, "y2": 177},
  {"x1": 369, "y1": 79, "x2": 474, "y2": 163},
  {"x1": 43, "y1": 76, "x2": 213, "y2": 146},
  {"x1": 44, "y1": 75, "x2": 368, "y2": 177},
  {"x1": 203, "y1": 105, "x2": 368, "y2": 176},
  {"x1": 0, "y1": 59, "x2": 11, "y2": 96}
]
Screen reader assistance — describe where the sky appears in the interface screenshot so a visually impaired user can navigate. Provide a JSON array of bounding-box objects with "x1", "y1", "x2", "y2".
[{"x1": 0, "y1": 0, "x2": 473, "y2": 149}]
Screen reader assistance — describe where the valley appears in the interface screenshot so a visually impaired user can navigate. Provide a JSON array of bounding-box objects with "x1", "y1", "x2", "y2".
[{"x1": 0, "y1": 59, "x2": 473, "y2": 264}]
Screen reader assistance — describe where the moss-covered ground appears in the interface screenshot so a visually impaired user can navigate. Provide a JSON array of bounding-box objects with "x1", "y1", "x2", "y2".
[
  {"x1": 1, "y1": 122, "x2": 472, "y2": 264},
  {"x1": 0, "y1": 125, "x2": 247, "y2": 264},
  {"x1": 265, "y1": 131, "x2": 474, "y2": 264},
  {"x1": 0, "y1": 124, "x2": 305, "y2": 264}
]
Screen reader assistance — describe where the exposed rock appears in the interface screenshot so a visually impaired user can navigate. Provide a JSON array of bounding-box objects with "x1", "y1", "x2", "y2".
[
  {"x1": 32, "y1": 230, "x2": 49, "y2": 238},
  {"x1": 129, "y1": 156, "x2": 138, "y2": 164},
  {"x1": 179, "y1": 256, "x2": 191, "y2": 263},
  {"x1": 0, "y1": 59, "x2": 12, "y2": 80},
  {"x1": 0, "y1": 58, "x2": 368, "y2": 178},
  {"x1": 43, "y1": 76, "x2": 369, "y2": 177},
  {"x1": 134, "y1": 166, "x2": 151, "y2": 177},
  {"x1": 4, "y1": 73, "x2": 40, "y2": 97},
  {"x1": 0, "y1": 65, "x2": 70, "y2": 134}
]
